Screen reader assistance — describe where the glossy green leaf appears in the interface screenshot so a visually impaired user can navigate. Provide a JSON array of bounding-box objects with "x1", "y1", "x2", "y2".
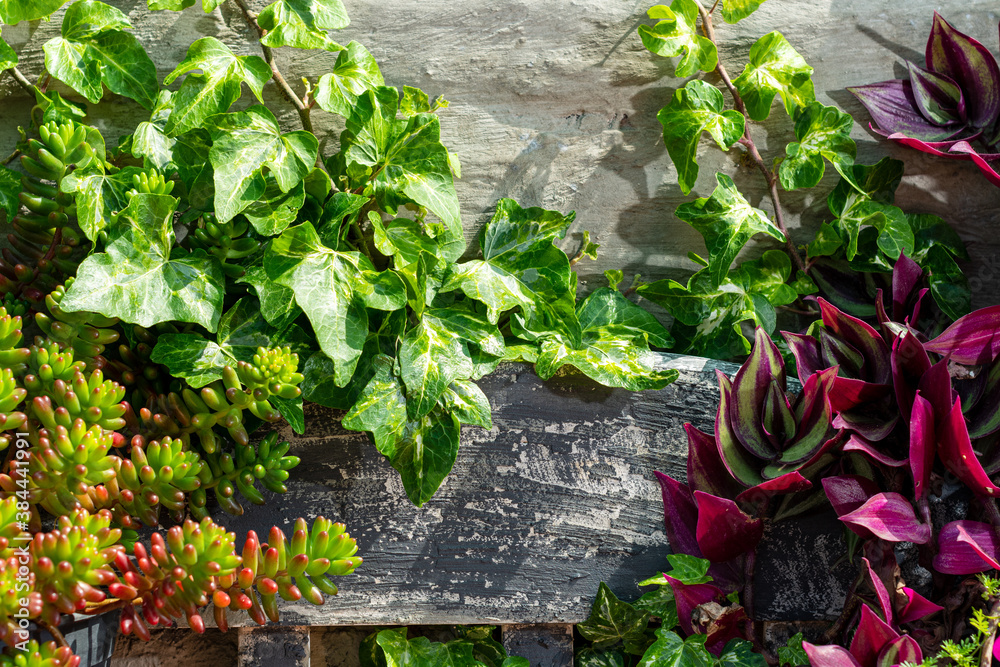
[
  {"x1": 399, "y1": 314, "x2": 476, "y2": 420},
  {"x1": 0, "y1": 165, "x2": 20, "y2": 222},
  {"x1": 60, "y1": 194, "x2": 225, "y2": 331},
  {"x1": 721, "y1": 0, "x2": 767, "y2": 23},
  {"x1": 665, "y1": 553, "x2": 711, "y2": 584},
  {"x1": 375, "y1": 628, "x2": 477, "y2": 667},
  {"x1": 657, "y1": 79, "x2": 745, "y2": 194},
  {"x1": 575, "y1": 648, "x2": 626, "y2": 667},
  {"x1": 578, "y1": 582, "x2": 650, "y2": 650},
  {"x1": 43, "y1": 38, "x2": 103, "y2": 103},
  {"x1": 0, "y1": 0, "x2": 70, "y2": 25},
  {"x1": 638, "y1": 0, "x2": 717, "y2": 77},
  {"x1": 675, "y1": 173, "x2": 784, "y2": 286},
  {"x1": 807, "y1": 221, "x2": 842, "y2": 258},
  {"x1": 633, "y1": 586, "x2": 679, "y2": 628},
  {"x1": 637, "y1": 629, "x2": 713, "y2": 667},
  {"x1": 778, "y1": 102, "x2": 855, "y2": 191},
  {"x1": 340, "y1": 87, "x2": 461, "y2": 235},
  {"x1": 33, "y1": 89, "x2": 88, "y2": 125},
  {"x1": 271, "y1": 394, "x2": 305, "y2": 434},
  {"x1": 922, "y1": 244, "x2": 971, "y2": 321},
  {"x1": 237, "y1": 265, "x2": 301, "y2": 330},
  {"x1": 60, "y1": 166, "x2": 139, "y2": 242},
  {"x1": 265, "y1": 221, "x2": 405, "y2": 385},
  {"x1": 164, "y1": 37, "x2": 271, "y2": 136},
  {"x1": 242, "y1": 180, "x2": 306, "y2": 236},
  {"x1": 257, "y1": 0, "x2": 349, "y2": 51},
  {"x1": 828, "y1": 157, "x2": 903, "y2": 215},
  {"x1": 343, "y1": 354, "x2": 409, "y2": 453},
  {"x1": 375, "y1": 217, "x2": 465, "y2": 265},
  {"x1": 390, "y1": 410, "x2": 461, "y2": 506},
  {"x1": 0, "y1": 29, "x2": 17, "y2": 72},
  {"x1": 315, "y1": 41, "x2": 384, "y2": 116},
  {"x1": 147, "y1": 0, "x2": 195, "y2": 10},
  {"x1": 439, "y1": 379, "x2": 492, "y2": 429},
  {"x1": 732, "y1": 31, "x2": 814, "y2": 121},
  {"x1": 132, "y1": 90, "x2": 177, "y2": 171},
  {"x1": 718, "y1": 639, "x2": 768, "y2": 667},
  {"x1": 777, "y1": 634, "x2": 808, "y2": 667}
]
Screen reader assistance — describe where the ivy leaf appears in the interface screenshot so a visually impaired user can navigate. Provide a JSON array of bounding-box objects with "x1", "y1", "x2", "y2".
[
  {"x1": 374, "y1": 217, "x2": 465, "y2": 265},
  {"x1": 241, "y1": 179, "x2": 306, "y2": 236},
  {"x1": 207, "y1": 105, "x2": 318, "y2": 223},
  {"x1": 442, "y1": 199, "x2": 579, "y2": 337},
  {"x1": 0, "y1": 165, "x2": 20, "y2": 222},
  {"x1": 33, "y1": 89, "x2": 88, "y2": 125},
  {"x1": 271, "y1": 395, "x2": 305, "y2": 434},
  {"x1": 534, "y1": 288, "x2": 677, "y2": 391},
  {"x1": 60, "y1": 194, "x2": 225, "y2": 331},
  {"x1": 633, "y1": 586, "x2": 679, "y2": 628},
  {"x1": 665, "y1": 553, "x2": 712, "y2": 584},
  {"x1": 391, "y1": 409, "x2": 462, "y2": 507},
  {"x1": 163, "y1": 37, "x2": 271, "y2": 136},
  {"x1": 399, "y1": 311, "x2": 481, "y2": 420},
  {"x1": 575, "y1": 649, "x2": 626, "y2": 667},
  {"x1": 637, "y1": 0, "x2": 717, "y2": 78},
  {"x1": 60, "y1": 166, "x2": 141, "y2": 242},
  {"x1": 43, "y1": 0, "x2": 158, "y2": 108},
  {"x1": 315, "y1": 41, "x2": 384, "y2": 117},
  {"x1": 828, "y1": 157, "x2": 904, "y2": 215},
  {"x1": 720, "y1": 0, "x2": 767, "y2": 24},
  {"x1": 777, "y1": 634, "x2": 809, "y2": 667},
  {"x1": 732, "y1": 31, "x2": 814, "y2": 121},
  {"x1": 0, "y1": 0, "x2": 70, "y2": 25},
  {"x1": 657, "y1": 79, "x2": 745, "y2": 195},
  {"x1": 344, "y1": 353, "x2": 411, "y2": 452},
  {"x1": 675, "y1": 173, "x2": 785, "y2": 286},
  {"x1": 439, "y1": 379, "x2": 491, "y2": 429},
  {"x1": 718, "y1": 639, "x2": 768, "y2": 667},
  {"x1": 0, "y1": 29, "x2": 17, "y2": 72},
  {"x1": 132, "y1": 90, "x2": 177, "y2": 171},
  {"x1": 148, "y1": 0, "x2": 195, "y2": 10},
  {"x1": 340, "y1": 87, "x2": 461, "y2": 236},
  {"x1": 265, "y1": 221, "x2": 406, "y2": 385},
  {"x1": 921, "y1": 244, "x2": 970, "y2": 321},
  {"x1": 637, "y1": 630, "x2": 713, "y2": 667},
  {"x1": 778, "y1": 101, "x2": 856, "y2": 191},
  {"x1": 257, "y1": 0, "x2": 349, "y2": 51},
  {"x1": 836, "y1": 199, "x2": 913, "y2": 261},
  {"x1": 577, "y1": 582, "x2": 651, "y2": 650},
  {"x1": 374, "y1": 628, "x2": 475, "y2": 666}
]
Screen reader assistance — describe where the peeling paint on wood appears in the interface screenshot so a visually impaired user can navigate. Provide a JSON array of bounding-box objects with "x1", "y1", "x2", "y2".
[
  {"x1": 237, "y1": 627, "x2": 310, "y2": 667},
  {"x1": 502, "y1": 624, "x2": 573, "y2": 667}
]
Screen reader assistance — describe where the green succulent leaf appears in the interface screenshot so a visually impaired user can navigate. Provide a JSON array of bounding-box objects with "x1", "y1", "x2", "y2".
[
  {"x1": 340, "y1": 86, "x2": 461, "y2": 236},
  {"x1": 578, "y1": 582, "x2": 651, "y2": 651},
  {"x1": 732, "y1": 31, "x2": 814, "y2": 121},
  {"x1": 0, "y1": 29, "x2": 17, "y2": 72},
  {"x1": 778, "y1": 101, "x2": 856, "y2": 191},
  {"x1": 60, "y1": 194, "x2": 225, "y2": 331},
  {"x1": 207, "y1": 105, "x2": 318, "y2": 223},
  {"x1": 257, "y1": 0, "x2": 349, "y2": 51},
  {"x1": 658, "y1": 79, "x2": 745, "y2": 195},
  {"x1": 637, "y1": 629, "x2": 713, "y2": 667},
  {"x1": 315, "y1": 41, "x2": 384, "y2": 116},
  {"x1": 0, "y1": 165, "x2": 20, "y2": 222},
  {"x1": 638, "y1": 0, "x2": 718, "y2": 77},
  {"x1": 265, "y1": 221, "x2": 406, "y2": 385},
  {"x1": 720, "y1": 0, "x2": 767, "y2": 23},
  {"x1": 163, "y1": 37, "x2": 271, "y2": 136},
  {"x1": 675, "y1": 173, "x2": 784, "y2": 286}
]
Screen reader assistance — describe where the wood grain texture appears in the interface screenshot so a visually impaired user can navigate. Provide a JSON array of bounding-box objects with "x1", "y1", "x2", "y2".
[{"x1": 206, "y1": 355, "x2": 736, "y2": 627}]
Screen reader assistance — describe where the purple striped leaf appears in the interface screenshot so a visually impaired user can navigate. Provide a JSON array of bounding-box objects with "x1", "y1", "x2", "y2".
[
  {"x1": 782, "y1": 331, "x2": 822, "y2": 385},
  {"x1": 839, "y1": 492, "x2": 931, "y2": 544},
  {"x1": 925, "y1": 305, "x2": 1000, "y2": 364},
  {"x1": 715, "y1": 372, "x2": 764, "y2": 487},
  {"x1": 849, "y1": 80, "x2": 968, "y2": 141},
  {"x1": 730, "y1": 328, "x2": 784, "y2": 459},
  {"x1": 802, "y1": 643, "x2": 863, "y2": 667},
  {"x1": 933, "y1": 520, "x2": 1000, "y2": 574},
  {"x1": 685, "y1": 423, "x2": 742, "y2": 500},
  {"x1": 693, "y1": 490, "x2": 764, "y2": 562},
  {"x1": 819, "y1": 299, "x2": 891, "y2": 384},
  {"x1": 876, "y1": 635, "x2": 923, "y2": 667},
  {"x1": 850, "y1": 604, "x2": 900, "y2": 667},
  {"x1": 907, "y1": 61, "x2": 965, "y2": 125},
  {"x1": 925, "y1": 12, "x2": 1000, "y2": 128}
]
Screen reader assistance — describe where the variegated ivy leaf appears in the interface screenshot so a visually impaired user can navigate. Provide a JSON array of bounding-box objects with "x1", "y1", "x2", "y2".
[
  {"x1": 675, "y1": 173, "x2": 784, "y2": 287},
  {"x1": 343, "y1": 354, "x2": 409, "y2": 453},
  {"x1": 720, "y1": 0, "x2": 767, "y2": 24},
  {"x1": 442, "y1": 198, "x2": 579, "y2": 338},
  {"x1": 60, "y1": 165, "x2": 143, "y2": 241},
  {"x1": 43, "y1": 0, "x2": 158, "y2": 108},
  {"x1": 778, "y1": 102, "x2": 856, "y2": 191},
  {"x1": 241, "y1": 179, "x2": 306, "y2": 236},
  {"x1": 237, "y1": 265, "x2": 301, "y2": 330},
  {"x1": 0, "y1": 0, "x2": 70, "y2": 24},
  {"x1": 637, "y1": 630, "x2": 713, "y2": 667},
  {"x1": 265, "y1": 221, "x2": 406, "y2": 385},
  {"x1": 534, "y1": 288, "x2": 677, "y2": 391},
  {"x1": 163, "y1": 37, "x2": 271, "y2": 136},
  {"x1": 33, "y1": 89, "x2": 88, "y2": 125},
  {"x1": 207, "y1": 105, "x2": 318, "y2": 223},
  {"x1": 0, "y1": 165, "x2": 19, "y2": 222},
  {"x1": 60, "y1": 193, "x2": 225, "y2": 331},
  {"x1": 257, "y1": 0, "x2": 349, "y2": 51},
  {"x1": 578, "y1": 582, "x2": 651, "y2": 650},
  {"x1": 657, "y1": 79, "x2": 744, "y2": 194},
  {"x1": 638, "y1": 0, "x2": 717, "y2": 78},
  {"x1": 340, "y1": 86, "x2": 461, "y2": 236},
  {"x1": 314, "y1": 42, "x2": 383, "y2": 117},
  {"x1": 439, "y1": 380, "x2": 491, "y2": 430},
  {"x1": 732, "y1": 31, "x2": 814, "y2": 121},
  {"x1": 147, "y1": 0, "x2": 195, "y2": 10},
  {"x1": 827, "y1": 158, "x2": 911, "y2": 261},
  {"x1": 389, "y1": 409, "x2": 461, "y2": 507},
  {"x1": 132, "y1": 90, "x2": 176, "y2": 171},
  {"x1": 0, "y1": 29, "x2": 16, "y2": 72}
]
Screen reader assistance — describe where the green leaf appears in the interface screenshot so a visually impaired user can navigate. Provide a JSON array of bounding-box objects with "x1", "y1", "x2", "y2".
[
  {"x1": 732, "y1": 31, "x2": 814, "y2": 121},
  {"x1": 577, "y1": 582, "x2": 651, "y2": 650},
  {"x1": 206, "y1": 105, "x2": 318, "y2": 223},
  {"x1": 375, "y1": 217, "x2": 465, "y2": 265},
  {"x1": 343, "y1": 354, "x2": 409, "y2": 453},
  {"x1": 315, "y1": 41, "x2": 383, "y2": 117},
  {"x1": 720, "y1": 0, "x2": 767, "y2": 23},
  {"x1": 132, "y1": 90, "x2": 177, "y2": 171},
  {"x1": 164, "y1": 37, "x2": 271, "y2": 136},
  {"x1": 0, "y1": 165, "x2": 20, "y2": 222},
  {"x1": 442, "y1": 199, "x2": 579, "y2": 336},
  {"x1": 265, "y1": 221, "x2": 406, "y2": 385},
  {"x1": 43, "y1": 38, "x2": 103, "y2": 104},
  {"x1": 718, "y1": 639, "x2": 767, "y2": 667},
  {"x1": 340, "y1": 87, "x2": 461, "y2": 236},
  {"x1": 777, "y1": 634, "x2": 809, "y2": 667},
  {"x1": 922, "y1": 244, "x2": 970, "y2": 321},
  {"x1": 0, "y1": 0, "x2": 70, "y2": 25},
  {"x1": 657, "y1": 79, "x2": 745, "y2": 195},
  {"x1": 675, "y1": 173, "x2": 784, "y2": 286},
  {"x1": 637, "y1": 629, "x2": 713, "y2": 667},
  {"x1": 828, "y1": 157, "x2": 904, "y2": 215},
  {"x1": 439, "y1": 379, "x2": 492, "y2": 429},
  {"x1": 375, "y1": 628, "x2": 476, "y2": 666},
  {"x1": 0, "y1": 29, "x2": 17, "y2": 72},
  {"x1": 33, "y1": 89, "x2": 88, "y2": 125},
  {"x1": 60, "y1": 166, "x2": 140, "y2": 242},
  {"x1": 637, "y1": 0, "x2": 717, "y2": 77},
  {"x1": 665, "y1": 553, "x2": 711, "y2": 584},
  {"x1": 390, "y1": 409, "x2": 461, "y2": 507},
  {"x1": 908, "y1": 212, "x2": 969, "y2": 261},
  {"x1": 60, "y1": 194, "x2": 225, "y2": 331},
  {"x1": 257, "y1": 0, "x2": 349, "y2": 51},
  {"x1": 242, "y1": 179, "x2": 307, "y2": 236},
  {"x1": 272, "y1": 395, "x2": 305, "y2": 434},
  {"x1": 807, "y1": 221, "x2": 842, "y2": 258},
  {"x1": 236, "y1": 265, "x2": 301, "y2": 330},
  {"x1": 500, "y1": 659, "x2": 530, "y2": 667},
  {"x1": 575, "y1": 648, "x2": 626, "y2": 667},
  {"x1": 148, "y1": 0, "x2": 195, "y2": 10},
  {"x1": 778, "y1": 101, "x2": 855, "y2": 191},
  {"x1": 633, "y1": 586, "x2": 679, "y2": 628}
]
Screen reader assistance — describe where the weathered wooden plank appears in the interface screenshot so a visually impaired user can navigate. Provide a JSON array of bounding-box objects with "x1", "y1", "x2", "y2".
[
  {"x1": 237, "y1": 626, "x2": 310, "y2": 667},
  {"x1": 211, "y1": 355, "x2": 737, "y2": 627},
  {"x1": 501, "y1": 624, "x2": 573, "y2": 667}
]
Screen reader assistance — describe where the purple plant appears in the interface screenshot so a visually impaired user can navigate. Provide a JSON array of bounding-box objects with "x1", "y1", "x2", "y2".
[{"x1": 850, "y1": 13, "x2": 1000, "y2": 186}]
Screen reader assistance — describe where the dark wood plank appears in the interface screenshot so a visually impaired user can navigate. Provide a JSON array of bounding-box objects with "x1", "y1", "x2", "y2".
[
  {"x1": 502, "y1": 624, "x2": 573, "y2": 666},
  {"x1": 217, "y1": 355, "x2": 738, "y2": 626},
  {"x1": 237, "y1": 626, "x2": 310, "y2": 667}
]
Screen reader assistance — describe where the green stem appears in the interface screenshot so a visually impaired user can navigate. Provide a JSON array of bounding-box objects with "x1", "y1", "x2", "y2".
[
  {"x1": 981, "y1": 598, "x2": 1000, "y2": 667},
  {"x1": 7, "y1": 67, "x2": 34, "y2": 95},
  {"x1": 694, "y1": 1, "x2": 808, "y2": 277}
]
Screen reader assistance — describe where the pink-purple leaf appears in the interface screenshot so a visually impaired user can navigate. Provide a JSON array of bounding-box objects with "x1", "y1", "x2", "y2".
[
  {"x1": 664, "y1": 575, "x2": 725, "y2": 636},
  {"x1": 693, "y1": 491, "x2": 764, "y2": 562},
  {"x1": 839, "y1": 492, "x2": 931, "y2": 544},
  {"x1": 822, "y1": 475, "x2": 880, "y2": 524},
  {"x1": 891, "y1": 331, "x2": 932, "y2": 421},
  {"x1": 861, "y1": 557, "x2": 893, "y2": 625},
  {"x1": 936, "y1": 396, "x2": 1000, "y2": 497},
  {"x1": 850, "y1": 604, "x2": 900, "y2": 667},
  {"x1": 876, "y1": 635, "x2": 923, "y2": 667},
  {"x1": 802, "y1": 642, "x2": 863, "y2": 667},
  {"x1": 715, "y1": 372, "x2": 764, "y2": 487},
  {"x1": 654, "y1": 471, "x2": 702, "y2": 558},
  {"x1": 925, "y1": 305, "x2": 1000, "y2": 364},
  {"x1": 849, "y1": 80, "x2": 968, "y2": 141},
  {"x1": 685, "y1": 423, "x2": 742, "y2": 500},
  {"x1": 934, "y1": 520, "x2": 1000, "y2": 574},
  {"x1": 819, "y1": 299, "x2": 890, "y2": 384},
  {"x1": 897, "y1": 587, "x2": 943, "y2": 623},
  {"x1": 735, "y1": 472, "x2": 812, "y2": 508},
  {"x1": 950, "y1": 140, "x2": 1000, "y2": 186},
  {"x1": 782, "y1": 331, "x2": 822, "y2": 385},
  {"x1": 925, "y1": 12, "x2": 1000, "y2": 128},
  {"x1": 842, "y1": 434, "x2": 907, "y2": 468},
  {"x1": 909, "y1": 393, "x2": 936, "y2": 501},
  {"x1": 892, "y1": 253, "x2": 923, "y2": 322},
  {"x1": 907, "y1": 61, "x2": 965, "y2": 125}
]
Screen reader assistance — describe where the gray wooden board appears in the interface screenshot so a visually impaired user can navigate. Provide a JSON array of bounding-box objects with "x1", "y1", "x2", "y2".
[
  {"x1": 501, "y1": 624, "x2": 573, "y2": 667},
  {"x1": 211, "y1": 355, "x2": 738, "y2": 627}
]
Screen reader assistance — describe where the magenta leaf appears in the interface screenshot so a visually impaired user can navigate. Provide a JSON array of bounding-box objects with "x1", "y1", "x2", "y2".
[
  {"x1": 839, "y1": 492, "x2": 931, "y2": 544},
  {"x1": 849, "y1": 80, "x2": 966, "y2": 141},
  {"x1": 861, "y1": 557, "x2": 893, "y2": 625},
  {"x1": 925, "y1": 304, "x2": 1000, "y2": 364},
  {"x1": 916, "y1": 358, "x2": 953, "y2": 420},
  {"x1": 821, "y1": 475, "x2": 880, "y2": 537},
  {"x1": 782, "y1": 331, "x2": 822, "y2": 385},
  {"x1": 950, "y1": 141, "x2": 1000, "y2": 187},
  {"x1": 934, "y1": 520, "x2": 1000, "y2": 574},
  {"x1": 842, "y1": 434, "x2": 907, "y2": 468},
  {"x1": 850, "y1": 604, "x2": 900, "y2": 667},
  {"x1": 907, "y1": 61, "x2": 965, "y2": 125},
  {"x1": 897, "y1": 587, "x2": 943, "y2": 623},
  {"x1": 654, "y1": 471, "x2": 702, "y2": 558},
  {"x1": 730, "y1": 328, "x2": 784, "y2": 459},
  {"x1": 936, "y1": 396, "x2": 1000, "y2": 497},
  {"x1": 909, "y1": 393, "x2": 936, "y2": 501},
  {"x1": 925, "y1": 12, "x2": 1000, "y2": 128},
  {"x1": 693, "y1": 491, "x2": 764, "y2": 562},
  {"x1": 876, "y1": 635, "x2": 923, "y2": 667},
  {"x1": 735, "y1": 472, "x2": 812, "y2": 508},
  {"x1": 891, "y1": 253, "x2": 923, "y2": 322},
  {"x1": 891, "y1": 331, "x2": 932, "y2": 421},
  {"x1": 664, "y1": 575, "x2": 725, "y2": 636},
  {"x1": 685, "y1": 423, "x2": 742, "y2": 500},
  {"x1": 802, "y1": 642, "x2": 863, "y2": 667},
  {"x1": 818, "y1": 299, "x2": 890, "y2": 384},
  {"x1": 829, "y1": 376, "x2": 892, "y2": 414}
]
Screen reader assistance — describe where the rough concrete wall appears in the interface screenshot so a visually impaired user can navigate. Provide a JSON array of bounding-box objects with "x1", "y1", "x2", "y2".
[{"x1": 3, "y1": 0, "x2": 1000, "y2": 301}]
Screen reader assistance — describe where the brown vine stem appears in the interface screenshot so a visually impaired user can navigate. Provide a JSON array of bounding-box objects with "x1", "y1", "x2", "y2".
[
  {"x1": 7, "y1": 67, "x2": 35, "y2": 96},
  {"x1": 981, "y1": 598, "x2": 1000, "y2": 667},
  {"x1": 694, "y1": 2, "x2": 808, "y2": 277},
  {"x1": 37, "y1": 619, "x2": 69, "y2": 649},
  {"x1": 230, "y1": 0, "x2": 314, "y2": 135}
]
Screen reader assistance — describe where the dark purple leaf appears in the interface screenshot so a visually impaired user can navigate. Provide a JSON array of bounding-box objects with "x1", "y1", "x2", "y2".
[
  {"x1": 735, "y1": 472, "x2": 812, "y2": 508},
  {"x1": 849, "y1": 80, "x2": 969, "y2": 141},
  {"x1": 715, "y1": 372, "x2": 764, "y2": 487},
  {"x1": 849, "y1": 604, "x2": 900, "y2": 667},
  {"x1": 876, "y1": 635, "x2": 923, "y2": 667},
  {"x1": 936, "y1": 396, "x2": 1000, "y2": 497},
  {"x1": 730, "y1": 328, "x2": 784, "y2": 459},
  {"x1": 933, "y1": 520, "x2": 1000, "y2": 574},
  {"x1": 907, "y1": 61, "x2": 966, "y2": 124},
  {"x1": 843, "y1": 434, "x2": 908, "y2": 468},
  {"x1": 802, "y1": 643, "x2": 863, "y2": 667},
  {"x1": 891, "y1": 331, "x2": 932, "y2": 421},
  {"x1": 948, "y1": 140, "x2": 1000, "y2": 186},
  {"x1": 925, "y1": 304, "x2": 1000, "y2": 364},
  {"x1": 685, "y1": 423, "x2": 742, "y2": 499},
  {"x1": 822, "y1": 475, "x2": 880, "y2": 529},
  {"x1": 819, "y1": 299, "x2": 890, "y2": 384},
  {"x1": 925, "y1": 12, "x2": 1000, "y2": 128},
  {"x1": 917, "y1": 358, "x2": 954, "y2": 421},
  {"x1": 897, "y1": 587, "x2": 943, "y2": 623},
  {"x1": 664, "y1": 575, "x2": 725, "y2": 636},
  {"x1": 909, "y1": 393, "x2": 936, "y2": 501},
  {"x1": 704, "y1": 605, "x2": 749, "y2": 656},
  {"x1": 839, "y1": 492, "x2": 931, "y2": 544},
  {"x1": 829, "y1": 376, "x2": 892, "y2": 413},
  {"x1": 862, "y1": 557, "x2": 893, "y2": 625},
  {"x1": 654, "y1": 471, "x2": 702, "y2": 558},
  {"x1": 892, "y1": 253, "x2": 923, "y2": 322},
  {"x1": 694, "y1": 491, "x2": 764, "y2": 562},
  {"x1": 782, "y1": 331, "x2": 822, "y2": 385}
]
